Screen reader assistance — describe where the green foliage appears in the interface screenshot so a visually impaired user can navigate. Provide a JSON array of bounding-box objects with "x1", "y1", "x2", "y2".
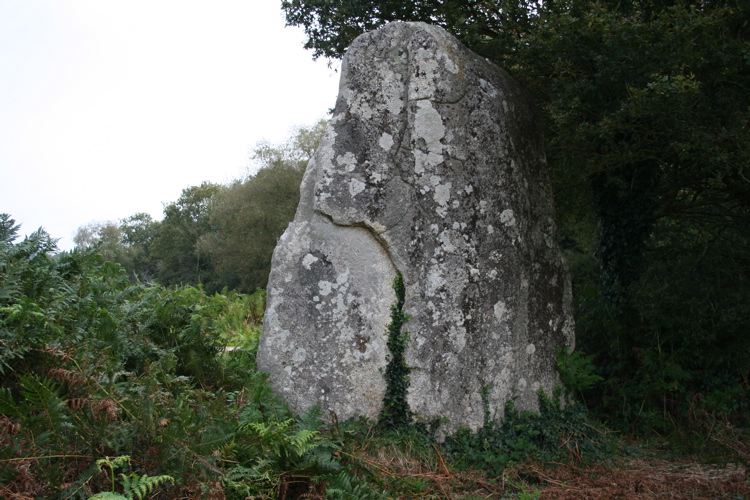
[
  {"x1": 199, "y1": 122, "x2": 325, "y2": 293},
  {"x1": 378, "y1": 272, "x2": 412, "y2": 429},
  {"x1": 283, "y1": 0, "x2": 750, "y2": 436},
  {"x1": 445, "y1": 391, "x2": 615, "y2": 477},
  {"x1": 90, "y1": 455, "x2": 174, "y2": 500},
  {"x1": 0, "y1": 217, "x2": 354, "y2": 498},
  {"x1": 150, "y1": 182, "x2": 221, "y2": 289},
  {"x1": 556, "y1": 349, "x2": 603, "y2": 398},
  {"x1": 199, "y1": 164, "x2": 304, "y2": 293},
  {"x1": 324, "y1": 470, "x2": 389, "y2": 500},
  {"x1": 280, "y1": 0, "x2": 534, "y2": 61},
  {"x1": 118, "y1": 213, "x2": 159, "y2": 282},
  {"x1": 223, "y1": 411, "x2": 341, "y2": 497},
  {"x1": 88, "y1": 493, "x2": 129, "y2": 500},
  {"x1": 0, "y1": 218, "x2": 260, "y2": 497}
]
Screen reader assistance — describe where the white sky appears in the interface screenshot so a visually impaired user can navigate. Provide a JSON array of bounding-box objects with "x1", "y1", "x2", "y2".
[{"x1": 0, "y1": 1, "x2": 340, "y2": 250}]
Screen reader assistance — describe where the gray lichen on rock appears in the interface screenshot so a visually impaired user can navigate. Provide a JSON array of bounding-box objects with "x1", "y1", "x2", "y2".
[{"x1": 257, "y1": 21, "x2": 574, "y2": 433}]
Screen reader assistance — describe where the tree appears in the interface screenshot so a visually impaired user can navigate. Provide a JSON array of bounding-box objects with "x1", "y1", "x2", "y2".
[
  {"x1": 200, "y1": 123, "x2": 326, "y2": 293},
  {"x1": 281, "y1": 1, "x2": 750, "y2": 430},
  {"x1": 251, "y1": 118, "x2": 327, "y2": 170},
  {"x1": 119, "y1": 212, "x2": 159, "y2": 281},
  {"x1": 74, "y1": 221, "x2": 130, "y2": 268},
  {"x1": 151, "y1": 182, "x2": 222, "y2": 288},
  {"x1": 74, "y1": 214, "x2": 160, "y2": 282}
]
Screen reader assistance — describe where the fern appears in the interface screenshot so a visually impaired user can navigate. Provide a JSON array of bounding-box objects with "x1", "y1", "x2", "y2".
[
  {"x1": 324, "y1": 470, "x2": 387, "y2": 500},
  {"x1": 88, "y1": 493, "x2": 129, "y2": 500},
  {"x1": 288, "y1": 428, "x2": 320, "y2": 456},
  {"x1": 96, "y1": 455, "x2": 132, "y2": 470},
  {"x1": 19, "y1": 373, "x2": 73, "y2": 445},
  {"x1": 120, "y1": 472, "x2": 175, "y2": 499},
  {"x1": 89, "y1": 456, "x2": 174, "y2": 500},
  {"x1": 222, "y1": 462, "x2": 278, "y2": 497},
  {"x1": 0, "y1": 386, "x2": 18, "y2": 417}
]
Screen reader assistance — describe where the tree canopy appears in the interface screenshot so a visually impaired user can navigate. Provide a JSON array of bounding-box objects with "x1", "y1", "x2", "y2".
[{"x1": 283, "y1": 0, "x2": 750, "y2": 431}]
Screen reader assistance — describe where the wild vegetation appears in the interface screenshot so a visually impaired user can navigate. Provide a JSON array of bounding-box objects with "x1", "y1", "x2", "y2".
[{"x1": 0, "y1": 213, "x2": 625, "y2": 499}]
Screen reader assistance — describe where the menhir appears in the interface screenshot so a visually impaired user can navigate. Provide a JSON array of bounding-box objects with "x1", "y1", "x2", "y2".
[{"x1": 257, "y1": 21, "x2": 574, "y2": 435}]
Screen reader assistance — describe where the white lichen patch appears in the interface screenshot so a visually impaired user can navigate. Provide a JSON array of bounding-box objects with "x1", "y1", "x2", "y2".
[
  {"x1": 500, "y1": 209, "x2": 516, "y2": 227},
  {"x1": 381, "y1": 68, "x2": 405, "y2": 115},
  {"x1": 336, "y1": 269, "x2": 350, "y2": 285},
  {"x1": 292, "y1": 348, "x2": 307, "y2": 364},
  {"x1": 410, "y1": 48, "x2": 440, "y2": 99},
  {"x1": 493, "y1": 301, "x2": 509, "y2": 323},
  {"x1": 342, "y1": 87, "x2": 374, "y2": 120},
  {"x1": 348, "y1": 178, "x2": 366, "y2": 197},
  {"x1": 440, "y1": 52, "x2": 459, "y2": 74},
  {"x1": 318, "y1": 280, "x2": 333, "y2": 297},
  {"x1": 433, "y1": 182, "x2": 452, "y2": 218},
  {"x1": 479, "y1": 78, "x2": 498, "y2": 97},
  {"x1": 414, "y1": 150, "x2": 443, "y2": 174},
  {"x1": 414, "y1": 100, "x2": 445, "y2": 149},
  {"x1": 526, "y1": 343, "x2": 536, "y2": 355},
  {"x1": 438, "y1": 230, "x2": 456, "y2": 253},
  {"x1": 448, "y1": 325, "x2": 466, "y2": 352},
  {"x1": 301, "y1": 253, "x2": 319, "y2": 270},
  {"x1": 379, "y1": 132, "x2": 394, "y2": 151},
  {"x1": 336, "y1": 152, "x2": 358, "y2": 172},
  {"x1": 426, "y1": 268, "x2": 446, "y2": 297}
]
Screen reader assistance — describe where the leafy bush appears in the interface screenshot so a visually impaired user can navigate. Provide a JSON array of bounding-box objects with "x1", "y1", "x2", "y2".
[
  {"x1": 556, "y1": 348, "x2": 603, "y2": 400},
  {"x1": 0, "y1": 215, "x2": 349, "y2": 498},
  {"x1": 445, "y1": 391, "x2": 615, "y2": 477}
]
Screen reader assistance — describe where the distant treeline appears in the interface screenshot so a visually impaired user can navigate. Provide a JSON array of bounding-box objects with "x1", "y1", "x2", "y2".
[{"x1": 73, "y1": 120, "x2": 326, "y2": 294}]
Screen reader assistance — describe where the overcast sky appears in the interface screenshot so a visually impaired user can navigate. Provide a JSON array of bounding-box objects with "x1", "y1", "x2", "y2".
[{"x1": 0, "y1": 1, "x2": 340, "y2": 250}]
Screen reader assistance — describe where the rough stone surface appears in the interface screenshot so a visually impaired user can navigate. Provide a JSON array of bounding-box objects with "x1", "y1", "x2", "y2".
[{"x1": 257, "y1": 21, "x2": 574, "y2": 433}]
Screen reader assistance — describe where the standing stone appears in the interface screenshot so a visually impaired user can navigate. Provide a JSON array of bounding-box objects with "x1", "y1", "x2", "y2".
[{"x1": 257, "y1": 22, "x2": 574, "y2": 433}]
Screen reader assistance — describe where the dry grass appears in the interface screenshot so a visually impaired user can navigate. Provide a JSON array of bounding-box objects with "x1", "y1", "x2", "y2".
[
  {"x1": 344, "y1": 439, "x2": 749, "y2": 499},
  {"x1": 526, "y1": 459, "x2": 749, "y2": 499}
]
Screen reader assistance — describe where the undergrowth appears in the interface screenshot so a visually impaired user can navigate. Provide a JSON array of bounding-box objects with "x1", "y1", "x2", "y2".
[
  {"x1": 2, "y1": 213, "x2": 716, "y2": 499},
  {"x1": 445, "y1": 390, "x2": 617, "y2": 478}
]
